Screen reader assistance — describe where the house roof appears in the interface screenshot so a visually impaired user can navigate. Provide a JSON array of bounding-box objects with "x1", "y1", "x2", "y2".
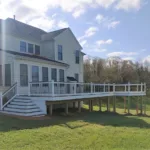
[
  {"x1": 0, "y1": 49, "x2": 69, "y2": 66},
  {"x1": 0, "y1": 18, "x2": 68, "y2": 42}
]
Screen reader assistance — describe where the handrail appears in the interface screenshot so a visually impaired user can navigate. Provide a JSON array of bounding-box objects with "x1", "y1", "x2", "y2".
[
  {"x1": 2, "y1": 82, "x2": 17, "y2": 96},
  {"x1": 0, "y1": 82, "x2": 17, "y2": 110}
]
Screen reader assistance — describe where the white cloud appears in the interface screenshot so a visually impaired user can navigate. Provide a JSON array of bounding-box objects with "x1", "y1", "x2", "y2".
[
  {"x1": 72, "y1": 7, "x2": 85, "y2": 18},
  {"x1": 116, "y1": 0, "x2": 142, "y2": 11},
  {"x1": 107, "y1": 51, "x2": 138, "y2": 57},
  {"x1": 96, "y1": 39, "x2": 113, "y2": 46},
  {"x1": 95, "y1": 14, "x2": 120, "y2": 29},
  {"x1": 80, "y1": 40, "x2": 87, "y2": 47},
  {"x1": 95, "y1": 14, "x2": 104, "y2": 24},
  {"x1": 0, "y1": 0, "x2": 144, "y2": 31},
  {"x1": 122, "y1": 57, "x2": 134, "y2": 60},
  {"x1": 28, "y1": 17, "x2": 56, "y2": 31},
  {"x1": 78, "y1": 26, "x2": 99, "y2": 41},
  {"x1": 143, "y1": 55, "x2": 150, "y2": 63},
  {"x1": 57, "y1": 20, "x2": 69, "y2": 28},
  {"x1": 108, "y1": 21, "x2": 120, "y2": 29},
  {"x1": 94, "y1": 48, "x2": 107, "y2": 52}
]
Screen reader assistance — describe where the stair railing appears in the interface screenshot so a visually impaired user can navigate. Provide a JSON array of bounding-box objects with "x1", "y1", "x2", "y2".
[{"x1": 0, "y1": 82, "x2": 17, "y2": 110}]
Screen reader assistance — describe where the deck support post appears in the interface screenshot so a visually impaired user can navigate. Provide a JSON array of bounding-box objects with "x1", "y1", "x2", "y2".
[
  {"x1": 127, "y1": 96, "x2": 130, "y2": 114},
  {"x1": 49, "y1": 104, "x2": 53, "y2": 116},
  {"x1": 107, "y1": 97, "x2": 110, "y2": 112},
  {"x1": 140, "y1": 96, "x2": 143, "y2": 115},
  {"x1": 136, "y1": 97, "x2": 139, "y2": 115},
  {"x1": 144, "y1": 96, "x2": 146, "y2": 115},
  {"x1": 65, "y1": 103, "x2": 68, "y2": 115},
  {"x1": 89, "y1": 100, "x2": 91, "y2": 112},
  {"x1": 113, "y1": 96, "x2": 116, "y2": 113},
  {"x1": 91, "y1": 100, "x2": 93, "y2": 111},
  {"x1": 99, "y1": 99, "x2": 102, "y2": 112},
  {"x1": 124, "y1": 97, "x2": 127, "y2": 113},
  {"x1": 78, "y1": 101, "x2": 81, "y2": 113}
]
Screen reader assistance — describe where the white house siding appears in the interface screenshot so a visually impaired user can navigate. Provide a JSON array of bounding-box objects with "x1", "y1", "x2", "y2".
[
  {"x1": 0, "y1": 51, "x2": 15, "y2": 84},
  {"x1": 54, "y1": 29, "x2": 84, "y2": 82},
  {"x1": 0, "y1": 34, "x2": 41, "y2": 52},
  {"x1": 41, "y1": 40, "x2": 55, "y2": 60},
  {"x1": 14, "y1": 57, "x2": 67, "y2": 95}
]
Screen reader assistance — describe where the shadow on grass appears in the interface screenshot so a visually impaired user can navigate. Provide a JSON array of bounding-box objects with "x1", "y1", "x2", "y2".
[{"x1": 0, "y1": 108, "x2": 150, "y2": 132}]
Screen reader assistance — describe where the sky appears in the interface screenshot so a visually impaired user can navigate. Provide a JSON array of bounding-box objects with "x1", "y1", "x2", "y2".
[{"x1": 0, "y1": 0, "x2": 150, "y2": 63}]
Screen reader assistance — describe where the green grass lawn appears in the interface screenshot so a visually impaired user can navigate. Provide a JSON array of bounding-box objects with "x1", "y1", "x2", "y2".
[{"x1": 1, "y1": 106, "x2": 150, "y2": 150}]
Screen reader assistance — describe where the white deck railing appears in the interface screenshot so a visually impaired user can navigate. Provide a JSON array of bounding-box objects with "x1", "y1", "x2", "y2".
[
  {"x1": 29, "y1": 81, "x2": 146, "y2": 97},
  {"x1": 0, "y1": 83, "x2": 17, "y2": 110}
]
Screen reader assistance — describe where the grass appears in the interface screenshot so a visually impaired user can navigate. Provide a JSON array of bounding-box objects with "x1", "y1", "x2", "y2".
[{"x1": 1, "y1": 106, "x2": 150, "y2": 150}]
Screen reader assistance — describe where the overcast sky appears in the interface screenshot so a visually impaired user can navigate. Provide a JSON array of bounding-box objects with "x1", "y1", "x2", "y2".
[{"x1": 0, "y1": 0, "x2": 149, "y2": 63}]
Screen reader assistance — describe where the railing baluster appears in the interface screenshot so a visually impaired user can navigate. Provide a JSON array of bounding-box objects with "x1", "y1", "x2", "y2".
[{"x1": 0, "y1": 92, "x2": 2, "y2": 111}]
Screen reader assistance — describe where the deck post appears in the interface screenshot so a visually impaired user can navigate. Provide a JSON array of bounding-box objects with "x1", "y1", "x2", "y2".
[
  {"x1": 89, "y1": 100, "x2": 91, "y2": 112},
  {"x1": 0, "y1": 92, "x2": 2, "y2": 111},
  {"x1": 136, "y1": 97, "x2": 139, "y2": 115},
  {"x1": 65, "y1": 103, "x2": 69, "y2": 115},
  {"x1": 49, "y1": 104, "x2": 53, "y2": 116},
  {"x1": 91, "y1": 83, "x2": 93, "y2": 93},
  {"x1": 124, "y1": 97, "x2": 127, "y2": 113},
  {"x1": 78, "y1": 101, "x2": 81, "y2": 113},
  {"x1": 52, "y1": 80, "x2": 55, "y2": 97},
  {"x1": 113, "y1": 96, "x2": 116, "y2": 113},
  {"x1": 140, "y1": 96, "x2": 143, "y2": 115},
  {"x1": 107, "y1": 97, "x2": 110, "y2": 112},
  {"x1": 91, "y1": 100, "x2": 93, "y2": 111},
  {"x1": 99, "y1": 99, "x2": 102, "y2": 112},
  {"x1": 144, "y1": 96, "x2": 146, "y2": 115},
  {"x1": 127, "y1": 96, "x2": 130, "y2": 114}
]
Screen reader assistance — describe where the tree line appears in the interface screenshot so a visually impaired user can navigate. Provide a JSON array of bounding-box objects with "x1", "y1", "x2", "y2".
[{"x1": 84, "y1": 56, "x2": 150, "y2": 85}]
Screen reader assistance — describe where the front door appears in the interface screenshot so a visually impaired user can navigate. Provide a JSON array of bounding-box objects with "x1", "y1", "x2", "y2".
[{"x1": 5, "y1": 64, "x2": 11, "y2": 86}]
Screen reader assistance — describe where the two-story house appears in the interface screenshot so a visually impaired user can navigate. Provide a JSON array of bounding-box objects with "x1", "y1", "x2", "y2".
[{"x1": 0, "y1": 18, "x2": 85, "y2": 95}]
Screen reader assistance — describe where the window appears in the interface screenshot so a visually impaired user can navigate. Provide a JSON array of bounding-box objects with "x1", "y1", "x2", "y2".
[
  {"x1": 32, "y1": 66, "x2": 39, "y2": 82},
  {"x1": 20, "y1": 41, "x2": 26, "y2": 52},
  {"x1": 28, "y1": 43, "x2": 34, "y2": 54},
  {"x1": 42, "y1": 67, "x2": 48, "y2": 82},
  {"x1": 51, "y1": 68, "x2": 57, "y2": 82},
  {"x1": 59, "y1": 69, "x2": 64, "y2": 82},
  {"x1": 0, "y1": 65, "x2": 2, "y2": 85},
  {"x1": 75, "y1": 73, "x2": 79, "y2": 82},
  {"x1": 35, "y1": 45, "x2": 40, "y2": 55},
  {"x1": 20, "y1": 64, "x2": 28, "y2": 86},
  {"x1": 58, "y1": 45, "x2": 63, "y2": 60},
  {"x1": 75, "y1": 50, "x2": 80, "y2": 64},
  {"x1": 5, "y1": 64, "x2": 11, "y2": 86}
]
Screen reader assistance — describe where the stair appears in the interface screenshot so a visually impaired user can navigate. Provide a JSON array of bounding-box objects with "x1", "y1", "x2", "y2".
[{"x1": 2, "y1": 96, "x2": 45, "y2": 117}]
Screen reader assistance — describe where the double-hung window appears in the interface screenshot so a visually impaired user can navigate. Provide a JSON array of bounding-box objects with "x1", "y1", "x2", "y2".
[
  {"x1": 59, "y1": 69, "x2": 64, "y2": 82},
  {"x1": 20, "y1": 41, "x2": 26, "y2": 52},
  {"x1": 32, "y1": 66, "x2": 39, "y2": 82},
  {"x1": 35, "y1": 45, "x2": 40, "y2": 55},
  {"x1": 51, "y1": 68, "x2": 57, "y2": 82},
  {"x1": 28, "y1": 43, "x2": 34, "y2": 54},
  {"x1": 42, "y1": 67, "x2": 48, "y2": 82},
  {"x1": 75, "y1": 50, "x2": 80, "y2": 64},
  {"x1": 20, "y1": 64, "x2": 28, "y2": 86},
  {"x1": 58, "y1": 45, "x2": 63, "y2": 60}
]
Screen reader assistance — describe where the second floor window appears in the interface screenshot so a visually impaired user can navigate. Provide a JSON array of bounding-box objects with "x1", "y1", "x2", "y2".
[
  {"x1": 58, "y1": 45, "x2": 63, "y2": 60},
  {"x1": 20, "y1": 41, "x2": 26, "y2": 52},
  {"x1": 28, "y1": 43, "x2": 34, "y2": 54},
  {"x1": 75, "y1": 50, "x2": 80, "y2": 64},
  {"x1": 35, "y1": 45, "x2": 40, "y2": 55}
]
